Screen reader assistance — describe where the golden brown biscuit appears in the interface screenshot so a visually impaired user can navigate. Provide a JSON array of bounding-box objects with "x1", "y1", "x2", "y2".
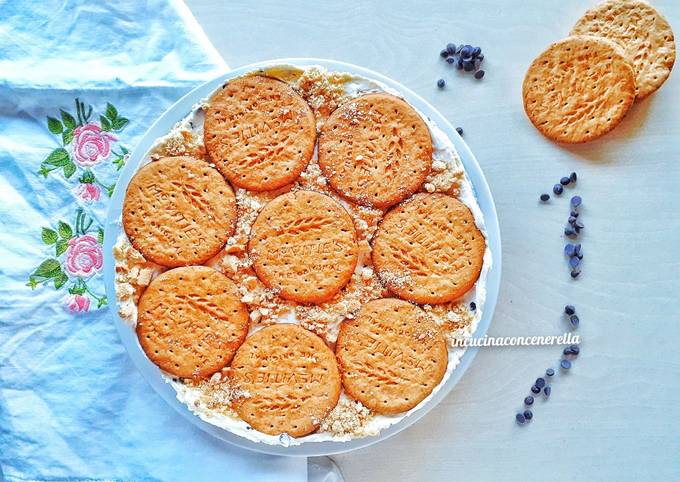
[
  {"x1": 230, "y1": 324, "x2": 341, "y2": 437},
  {"x1": 571, "y1": 0, "x2": 675, "y2": 99},
  {"x1": 204, "y1": 75, "x2": 316, "y2": 191},
  {"x1": 248, "y1": 190, "x2": 358, "y2": 303},
  {"x1": 318, "y1": 93, "x2": 432, "y2": 209},
  {"x1": 136, "y1": 266, "x2": 250, "y2": 379},
  {"x1": 336, "y1": 298, "x2": 448, "y2": 414},
  {"x1": 372, "y1": 193, "x2": 485, "y2": 304},
  {"x1": 122, "y1": 156, "x2": 236, "y2": 267},
  {"x1": 522, "y1": 35, "x2": 636, "y2": 143}
]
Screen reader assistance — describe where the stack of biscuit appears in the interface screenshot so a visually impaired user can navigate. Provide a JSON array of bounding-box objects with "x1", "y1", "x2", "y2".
[
  {"x1": 122, "y1": 73, "x2": 486, "y2": 437},
  {"x1": 523, "y1": 0, "x2": 675, "y2": 143}
]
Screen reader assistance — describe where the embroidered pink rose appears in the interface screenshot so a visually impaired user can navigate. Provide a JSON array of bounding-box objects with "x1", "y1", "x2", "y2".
[
  {"x1": 64, "y1": 234, "x2": 103, "y2": 277},
  {"x1": 63, "y1": 294, "x2": 91, "y2": 313},
  {"x1": 75, "y1": 183, "x2": 101, "y2": 202},
  {"x1": 72, "y1": 123, "x2": 116, "y2": 167}
]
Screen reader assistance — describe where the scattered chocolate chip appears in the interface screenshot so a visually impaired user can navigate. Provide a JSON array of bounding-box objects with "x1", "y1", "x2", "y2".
[{"x1": 569, "y1": 315, "x2": 580, "y2": 327}]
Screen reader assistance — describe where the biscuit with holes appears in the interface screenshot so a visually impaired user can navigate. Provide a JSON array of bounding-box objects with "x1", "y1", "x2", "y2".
[
  {"x1": 136, "y1": 266, "x2": 249, "y2": 378},
  {"x1": 123, "y1": 156, "x2": 236, "y2": 267},
  {"x1": 336, "y1": 298, "x2": 448, "y2": 414},
  {"x1": 523, "y1": 35, "x2": 636, "y2": 143},
  {"x1": 248, "y1": 190, "x2": 358, "y2": 303},
  {"x1": 571, "y1": 0, "x2": 675, "y2": 99},
  {"x1": 230, "y1": 324, "x2": 341, "y2": 437},
  {"x1": 204, "y1": 75, "x2": 316, "y2": 191},
  {"x1": 318, "y1": 93, "x2": 432, "y2": 209},
  {"x1": 372, "y1": 193, "x2": 485, "y2": 304}
]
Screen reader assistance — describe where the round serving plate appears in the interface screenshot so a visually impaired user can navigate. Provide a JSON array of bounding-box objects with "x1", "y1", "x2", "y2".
[{"x1": 103, "y1": 58, "x2": 502, "y2": 457}]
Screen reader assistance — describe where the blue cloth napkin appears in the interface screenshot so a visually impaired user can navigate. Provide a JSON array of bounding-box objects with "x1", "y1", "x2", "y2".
[{"x1": 0, "y1": 1, "x2": 307, "y2": 480}]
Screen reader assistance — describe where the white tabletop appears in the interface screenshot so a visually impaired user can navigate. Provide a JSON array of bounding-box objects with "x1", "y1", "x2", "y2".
[{"x1": 185, "y1": 1, "x2": 680, "y2": 480}]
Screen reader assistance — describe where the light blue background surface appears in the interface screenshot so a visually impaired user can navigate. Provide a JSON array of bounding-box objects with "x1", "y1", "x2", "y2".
[{"x1": 184, "y1": 1, "x2": 680, "y2": 480}]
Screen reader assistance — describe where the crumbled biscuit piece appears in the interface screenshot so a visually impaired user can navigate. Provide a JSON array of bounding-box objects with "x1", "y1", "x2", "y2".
[
  {"x1": 293, "y1": 66, "x2": 353, "y2": 125},
  {"x1": 186, "y1": 376, "x2": 250, "y2": 418},
  {"x1": 422, "y1": 300, "x2": 477, "y2": 346},
  {"x1": 424, "y1": 154, "x2": 465, "y2": 195},
  {"x1": 319, "y1": 399, "x2": 371, "y2": 436},
  {"x1": 113, "y1": 238, "x2": 164, "y2": 322},
  {"x1": 150, "y1": 125, "x2": 202, "y2": 158},
  {"x1": 432, "y1": 160, "x2": 447, "y2": 171}
]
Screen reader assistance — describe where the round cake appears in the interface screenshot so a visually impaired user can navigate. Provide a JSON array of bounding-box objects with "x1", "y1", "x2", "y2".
[{"x1": 112, "y1": 64, "x2": 491, "y2": 446}]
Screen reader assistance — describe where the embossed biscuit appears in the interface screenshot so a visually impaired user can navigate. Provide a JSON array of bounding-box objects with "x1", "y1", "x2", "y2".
[
  {"x1": 248, "y1": 190, "x2": 358, "y2": 303},
  {"x1": 571, "y1": 0, "x2": 675, "y2": 99},
  {"x1": 318, "y1": 93, "x2": 433, "y2": 209},
  {"x1": 336, "y1": 298, "x2": 448, "y2": 414},
  {"x1": 136, "y1": 266, "x2": 250, "y2": 378},
  {"x1": 123, "y1": 156, "x2": 236, "y2": 267},
  {"x1": 372, "y1": 193, "x2": 485, "y2": 304},
  {"x1": 523, "y1": 35, "x2": 636, "y2": 143},
  {"x1": 230, "y1": 324, "x2": 341, "y2": 437},
  {"x1": 204, "y1": 75, "x2": 317, "y2": 191}
]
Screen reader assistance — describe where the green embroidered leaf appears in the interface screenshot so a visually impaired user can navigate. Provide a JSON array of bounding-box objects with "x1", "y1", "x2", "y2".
[
  {"x1": 81, "y1": 216, "x2": 93, "y2": 233},
  {"x1": 41, "y1": 227, "x2": 58, "y2": 245},
  {"x1": 75, "y1": 99, "x2": 84, "y2": 125},
  {"x1": 120, "y1": 145, "x2": 129, "y2": 154},
  {"x1": 97, "y1": 227, "x2": 104, "y2": 244},
  {"x1": 47, "y1": 116, "x2": 63, "y2": 134},
  {"x1": 61, "y1": 110, "x2": 77, "y2": 130},
  {"x1": 100, "y1": 115, "x2": 112, "y2": 131},
  {"x1": 26, "y1": 277, "x2": 38, "y2": 289},
  {"x1": 55, "y1": 238, "x2": 69, "y2": 256},
  {"x1": 79, "y1": 170, "x2": 95, "y2": 184},
  {"x1": 58, "y1": 221, "x2": 73, "y2": 239},
  {"x1": 97, "y1": 296, "x2": 108, "y2": 308},
  {"x1": 53, "y1": 271, "x2": 68, "y2": 289},
  {"x1": 106, "y1": 183, "x2": 115, "y2": 197},
  {"x1": 38, "y1": 165, "x2": 51, "y2": 178},
  {"x1": 44, "y1": 148, "x2": 70, "y2": 167},
  {"x1": 63, "y1": 162, "x2": 77, "y2": 179},
  {"x1": 111, "y1": 117, "x2": 129, "y2": 131},
  {"x1": 105, "y1": 102, "x2": 118, "y2": 121},
  {"x1": 62, "y1": 129, "x2": 74, "y2": 145},
  {"x1": 33, "y1": 258, "x2": 62, "y2": 279}
]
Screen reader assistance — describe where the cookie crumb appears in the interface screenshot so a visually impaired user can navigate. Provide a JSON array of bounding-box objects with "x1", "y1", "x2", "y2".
[{"x1": 319, "y1": 399, "x2": 371, "y2": 436}]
